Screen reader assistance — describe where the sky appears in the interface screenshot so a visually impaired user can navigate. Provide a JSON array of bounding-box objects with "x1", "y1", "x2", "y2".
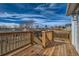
[{"x1": 0, "y1": 3, "x2": 71, "y2": 26}]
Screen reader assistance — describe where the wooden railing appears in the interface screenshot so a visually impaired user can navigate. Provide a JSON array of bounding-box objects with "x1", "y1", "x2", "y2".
[
  {"x1": 33, "y1": 30, "x2": 70, "y2": 48},
  {"x1": 0, "y1": 31, "x2": 33, "y2": 55},
  {"x1": 0, "y1": 30, "x2": 71, "y2": 55},
  {"x1": 53, "y1": 30, "x2": 70, "y2": 39},
  {"x1": 41, "y1": 31, "x2": 54, "y2": 48},
  {"x1": 32, "y1": 30, "x2": 54, "y2": 48}
]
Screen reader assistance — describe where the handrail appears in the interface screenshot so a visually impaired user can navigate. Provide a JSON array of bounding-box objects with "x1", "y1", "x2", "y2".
[
  {"x1": 0, "y1": 31, "x2": 32, "y2": 55},
  {"x1": 0, "y1": 30, "x2": 71, "y2": 55}
]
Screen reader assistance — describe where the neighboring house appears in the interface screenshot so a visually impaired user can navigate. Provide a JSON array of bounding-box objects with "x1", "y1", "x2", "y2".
[
  {"x1": 64, "y1": 24, "x2": 71, "y2": 31},
  {"x1": 0, "y1": 25, "x2": 22, "y2": 32},
  {"x1": 66, "y1": 3, "x2": 79, "y2": 54}
]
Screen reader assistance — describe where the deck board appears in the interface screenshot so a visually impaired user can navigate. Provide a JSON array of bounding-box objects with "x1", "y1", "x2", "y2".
[{"x1": 12, "y1": 38, "x2": 79, "y2": 56}]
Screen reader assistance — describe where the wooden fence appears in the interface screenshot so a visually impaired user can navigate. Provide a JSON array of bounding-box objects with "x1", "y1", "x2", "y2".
[
  {"x1": 33, "y1": 30, "x2": 70, "y2": 48},
  {"x1": 0, "y1": 30, "x2": 70, "y2": 55},
  {"x1": 54, "y1": 30, "x2": 70, "y2": 39},
  {"x1": 41, "y1": 31, "x2": 54, "y2": 48},
  {"x1": 0, "y1": 31, "x2": 33, "y2": 55}
]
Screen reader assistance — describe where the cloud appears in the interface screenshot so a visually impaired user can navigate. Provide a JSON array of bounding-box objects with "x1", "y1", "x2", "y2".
[
  {"x1": 0, "y1": 12, "x2": 47, "y2": 24},
  {"x1": 49, "y1": 4, "x2": 55, "y2": 8},
  {"x1": 35, "y1": 4, "x2": 48, "y2": 11},
  {"x1": 0, "y1": 12, "x2": 12, "y2": 17},
  {"x1": 35, "y1": 3, "x2": 55, "y2": 14},
  {"x1": 0, "y1": 12, "x2": 45, "y2": 18},
  {"x1": 21, "y1": 18, "x2": 46, "y2": 23},
  {"x1": 0, "y1": 22, "x2": 19, "y2": 27},
  {"x1": 0, "y1": 3, "x2": 71, "y2": 26},
  {"x1": 34, "y1": 3, "x2": 69, "y2": 21},
  {"x1": 42, "y1": 21, "x2": 71, "y2": 26},
  {"x1": 3, "y1": 18, "x2": 21, "y2": 21},
  {"x1": 0, "y1": 12, "x2": 47, "y2": 23}
]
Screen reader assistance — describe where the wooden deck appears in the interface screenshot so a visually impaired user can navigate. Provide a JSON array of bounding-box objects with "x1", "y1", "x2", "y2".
[{"x1": 11, "y1": 38, "x2": 79, "y2": 56}]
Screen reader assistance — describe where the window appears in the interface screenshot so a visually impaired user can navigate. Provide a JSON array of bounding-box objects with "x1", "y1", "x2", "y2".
[{"x1": 73, "y1": 15, "x2": 77, "y2": 21}]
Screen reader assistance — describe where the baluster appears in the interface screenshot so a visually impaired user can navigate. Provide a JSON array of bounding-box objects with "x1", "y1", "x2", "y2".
[
  {"x1": 24, "y1": 33, "x2": 25, "y2": 45},
  {"x1": 25, "y1": 33, "x2": 26, "y2": 45},
  {"x1": 16, "y1": 33, "x2": 18, "y2": 49},
  {"x1": 2, "y1": 34, "x2": 6, "y2": 54},
  {"x1": 10, "y1": 34, "x2": 12, "y2": 51},
  {"x1": 21, "y1": 33, "x2": 23, "y2": 46},
  {"x1": 18, "y1": 33, "x2": 20, "y2": 47},
  {"x1": 19, "y1": 33, "x2": 21, "y2": 47},
  {"x1": 6, "y1": 34, "x2": 8, "y2": 52},
  {"x1": 24, "y1": 33, "x2": 26, "y2": 45},
  {"x1": 68, "y1": 33, "x2": 70, "y2": 39},
  {"x1": 0, "y1": 34, "x2": 3, "y2": 55},
  {"x1": 18, "y1": 33, "x2": 19, "y2": 48},
  {"x1": 8, "y1": 34, "x2": 11, "y2": 51},
  {"x1": 5, "y1": 34, "x2": 7, "y2": 53},
  {"x1": 8, "y1": 34, "x2": 10, "y2": 52},
  {"x1": 61, "y1": 33, "x2": 62, "y2": 38},
  {"x1": 22, "y1": 33, "x2": 24, "y2": 46},
  {"x1": 26, "y1": 32, "x2": 29, "y2": 44},
  {"x1": 20, "y1": 33, "x2": 22, "y2": 47},
  {"x1": 17, "y1": 33, "x2": 19, "y2": 48},
  {"x1": 27, "y1": 32, "x2": 29, "y2": 44},
  {"x1": 23, "y1": 33, "x2": 25, "y2": 45},
  {"x1": 14, "y1": 33, "x2": 16, "y2": 49},
  {"x1": 28, "y1": 32, "x2": 30, "y2": 44},
  {"x1": 59, "y1": 33, "x2": 60, "y2": 38},
  {"x1": 21, "y1": 33, "x2": 22, "y2": 46},
  {"x1": 22, "y1": 33, "x2": 24, "y2": 45},
  {"x1": 20, "y1": 33, "x2": 21, "y2": 46},
  {"x1": 27, "y1": 32, "x2": 28, "y2": 44},
  {"x1": 1, "y1": 34, "x2": 4, "y2": 54},
  {"x1": 23, "y1": 33, "x2": 24, "y2": 45},
  {"x1": 0, "y1": 34, "x2": 1, "y2": 55},
  {"x1": 20, "y1": 33, "x2": 21, "y2": 47},
  {"x1": 12, "y1": 33, "x2": 14, "y2": 50},
  {"x1": 11, "y1": 33, "x2": 13, "y2": 51},
  {"x1": 10, "y1": 33, "x2": 13, "y2": 51},
  {"x1": 1, "y1": 34, "x2": 3, "y2": 54},
  {"x1": 6, "y1": 34, "x2": 9, "y2": 53}
]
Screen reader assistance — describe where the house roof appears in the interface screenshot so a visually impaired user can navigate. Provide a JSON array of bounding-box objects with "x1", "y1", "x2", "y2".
[{"x1": 66, "y1": 3, "x2": 79, "y2": 16}]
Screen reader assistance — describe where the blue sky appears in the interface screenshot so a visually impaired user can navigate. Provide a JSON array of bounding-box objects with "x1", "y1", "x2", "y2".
[{"x1": 0, "y1": 3, "x2": 71, "y2": 26}]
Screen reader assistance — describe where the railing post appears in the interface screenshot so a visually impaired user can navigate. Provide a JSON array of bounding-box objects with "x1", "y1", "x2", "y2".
[
  {"x1": 41, "y1": 31, "x2": 46, "y2": 48},
  {"x1": 52, "y1": 31, "x2": 54, "y2": 41},
  {"x1": 30, "y1": 31, "x2": 34, "y2": 45},
  {"x1": 67, "y1": 32, "x2": 71, "y2": 43}
]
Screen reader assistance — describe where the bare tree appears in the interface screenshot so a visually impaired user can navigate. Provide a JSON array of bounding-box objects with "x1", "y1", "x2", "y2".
[
  {"x1": 20, "y1": 19, "x2": 36, "y2": 31},
  {"x1": 24, "y1": 20, "x2": 35, "y2": 28}
]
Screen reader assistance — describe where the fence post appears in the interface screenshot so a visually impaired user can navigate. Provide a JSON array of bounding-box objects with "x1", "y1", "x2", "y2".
[
  {"x1": 41, "y1": 31, "x2": 46, "y2": 48},
  {"x1": 68, "y1": 31, "x2": 71, "y2": 43},
  {"x1": 30, "y1": 31, "x2": 34, "y2": 45},
  {"x1": 52, "y1": 31, "x2": 54, "y2": 41}
]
